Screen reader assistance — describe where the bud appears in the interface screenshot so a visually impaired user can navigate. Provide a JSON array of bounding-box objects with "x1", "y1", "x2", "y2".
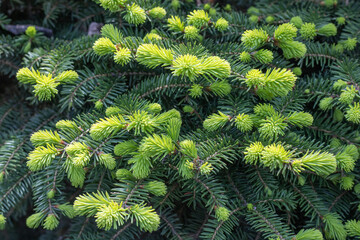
[
  {"x1": 318, "y1": 23, "x2": 337, "y2": 37},
  {"x1": 25, "y1": 26, "x2": 37, "y2": 38},
  {"x1": 209, "y1": 8, "x2": 217, "y2": 17},
  {"x1": 0, "y1": 171, "x2": 4, "y2": 183},
  {"x1": 354, "y1": 184, "x2": 360, "y2": 194},
  {"x1": 189, "y1": 84, "x2": 203, "y2": 98},
  {"x1": 199, "y1": 162, "x2": 213, "y2": 175},
  {"x1": 184, "y1": 26, "x2": 199, "y2": 40},
  {"x1": 147, "y1": 103, "x2": 162, "y2": 114},
  {"x1": 333, "y1": 43, "x2": 344, "y2": 53},
  {"x1": 145, "y1": 181, "x2": 167, "y2": 196},
  {"x1": 234, "y1": 113, "x2": 253, "y2": 132},
  {"x1": 47, "y1": 189, "x2": 55, "y2": 199},
  {"x1": 333, "y1": 79, "x2": 347, "y2": 90},
  {"x1": 240, "y1": 51, "x2": 251, "y2": 63},
  {"x1": 339, "y1": 86, "x2": 356, "y2": 104},
  {"x1": 343, "y1": 144, "x2": 359, "y2": 160},
  {"x1": 254, "y1": 49, "x2": 274, "y2": 64},
  {"x1": 323, "y1": 0, "x2": 337, "y2": 8},
  {"x1": 105, "y1": 106, "x2": 121, "y2": 117},
  {"x1": 345, "y1": 103, "x2": 360, "y2": 124},
  {"x1": 247, "y1": 7, "x2": 260, "y2": 15},
  {"x1": 265, "y1": 16, "x2": 275, "y2": 24},
  {"x1": 171, "y1": 0, "x2": 180, "y2": 10},
  {"x1": 183, "y1": 105, "x2": 194, "y2": 113},
  {"x1": 224, "y1": 4, "x2": 231, "y2": 12},
  {"x1": 247, "y1": 203, "x2": 254, "y2": 211},
  {"x1": 98, "y1": 153, "x2": 116, "y2": 170},
  {"x1": 290, "y1": 16, "x2": 303, "y2": 28},
  {"x1": 114, "y1": 47, "x2": 132, "y2": 66},
  {"x1": 343, "y1": 37, "x2": 357, "y2": 51},
  {"x1": 292, "y1": 67, "x2": 302, "y2": 76},
  {"x1": 215, "y1": 206, "x2": 230, "y2": 221},
  {"x1": 26, "y1": 212, "x2": 44, "y2": 229},
  {"x1": 58, "y1": 204, "x2": 76, "y2": 218},
  {"x1": 43, "y1": 214, "x2": 59, "y2": 230},
  {"x1": 148, "y1": 7, "x2": 166, "y2": 20},
  {"x1": 114, "y1": 140, "x2": 138, "y2": 156},
  {"x1": 116, "y1": 168, "x2": 136, "y2": 181},
  {"x1": 298, "y1": 175, "x2": 306, "y2": 186},
  {"x1": 340, "y1": 176, "x2": 354, "y2": 190},
  {"x1": 329, "y1": 138, "x2": 341, "y2": 148},
  {"x1": 333, "y1": 108, "x2": 344, "y2": 122},
  {"x1": 319, "y1": 97, "x2": 333, "y2": 111},
  {"x1": 143, "y1": 33, "x2": 161, "y2": 41},
  {"x1": 93, "y1": 37, "x2": 116, "y2": 56},
  {"x1": 265, "y1": 186, "x2": 273, "y2": 196},
  {"x1": 336, "y1": 17, "x2": 346, "y2": 25},
  {"x1": 0, "y1": 214, "x2": 6, "y2": 230},
  {"x1": 249, "y1": 15, "x2": 259, "y2": 24},
  {"x1": 204, "y1": 3, "x2": 211, "y2": 11},
  {"x1": 215, "y1": 18, "x2": 229, "y2": 32},
  {"x1": 300, "y1": 23, "x2": 317, "y2": 40},
  {"x1": 95, "y1": 100, "x2": 103, "y2": 110}
]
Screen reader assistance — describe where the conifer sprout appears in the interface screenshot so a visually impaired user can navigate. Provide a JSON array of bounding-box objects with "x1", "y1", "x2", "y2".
[
  {"x1": 249, "y1": 15, "x2": 259, "y2": 23},
  {"x1": 171, "y1": 0, "x2": 180, "y2": 10},
  {"x1": 292, "y1": 67, "x2": 302, "y2": 76},
  {"x1": 319, "y1": 97, "x2": 333, "y2": 110},
  {"x1": 187, "y1": 10, "x2": 210, "y2": 28},
  {"x1": 3, "y1": 0, "x2": 360, "y2": 239},
  {"x1": 171, "y1": 54, "x2": 204, "y2": 79},
  {"x1": 148, "y1": 7, "x2": 166, "y2": 20},
  {"x1": 342, "y1": 37, "x2": 357, "y2": 50},
  {"x1": 184, "y1": 25, "x2": 199, "y2": 40},
  {"x1": 253, "y1": 49, "x2": 273, "y2": 64},
  {"x1": 318, "y1": 23, "x2": 337, "y2": 37},
  {"x1": 209, "y1": 8, "x2": 216, "y2": 17},
  {"x1": 345, "y1": 220, "x2": 360, "y2": 237},
  {"x1": 203, "y1": 3, "x2": 211, "y2": 11},
  {"x1": 274, "y1": 23, "x2": 298, "y2": 42},
  {"x1": 345, "y1": 103, "x2": 360, "y2": 124},
  {"x1": 113, "y1": 47, "x2": 132, "y2": 65},
  {"x1": 215, "y1": 18, "x2": 229, "y2": 31},
  {"x1": 265, "y1": 16, "x2": 274, "y2": 24},
  {"x1": 136, "y1": 43, "x2": 174, "y2": 68},
  {"x1": 239, "y1": 51, "x2": 251, "y2": 62},
  {"x1": 43, "y1": 214, "x2": 59, "y2": 230},
  {"x1": 186, "y1": 85, "x2": 201, "y2": 99},
  {"x1": 25, "y1": 26, "x2": 37, "y2": 38},
  {"x1": 124, "y1": 3, "x2": 146, "y2": 25},
  {"x1": 0, "y1": 214, "x2": 6, "y2": 230},
  {"x1": 143, "y1": 33, "x2": 161, "y2": 41},
  {"x1": 26, "y1": 213, "x2": 44, "y2": 229},
  {"x1": 167, "y1": 16, "x2": 185, "y2": 32},
  {"x1": 290, "y1": 16, "x2": 304, "y2": 28},
  {"x1": 241, "y1": 29, "x2": 269, "y2": 49},
  {"x1": 300, "y1": 22, "x2": 317, "y2": 40},
  {"x1": 93, "y1": 37, "x2": 116, "y2": 55},
  {"x1": 336, "y1": 17, "x2": 346, "y2": 25},
  {"x1": 244, "y1": 68, "x2": 297, "y2": 100},
  {"x1": 215, "y1": 206, "x2": 230, "y2": 221}
]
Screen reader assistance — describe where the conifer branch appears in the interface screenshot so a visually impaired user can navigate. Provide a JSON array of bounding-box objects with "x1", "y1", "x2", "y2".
[
  {"x1": 1, "y1": 171, "x2": 32, "y2": 202},
  {"x1": 110, "y1": 222, "x2": 132, "y2": 240},
  {"x1": 210, "y1": 208, "x2": 241, "y2": 240},
  {"x1": 161, "y1": 215, "x2": 183, "y2": 240},
  {"x1": 328, "y1": 191, "x2": 348, "y2": 211}
]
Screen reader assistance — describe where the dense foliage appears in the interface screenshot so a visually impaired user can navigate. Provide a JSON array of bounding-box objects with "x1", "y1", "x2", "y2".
[{"x1": 1, "y1": 0, "x2": 360, "y2": 239}]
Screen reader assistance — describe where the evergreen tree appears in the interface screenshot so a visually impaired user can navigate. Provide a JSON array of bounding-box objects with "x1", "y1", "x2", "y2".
[{"x1": 1, "y1": 0, "x2": 360, "y2": 239}]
